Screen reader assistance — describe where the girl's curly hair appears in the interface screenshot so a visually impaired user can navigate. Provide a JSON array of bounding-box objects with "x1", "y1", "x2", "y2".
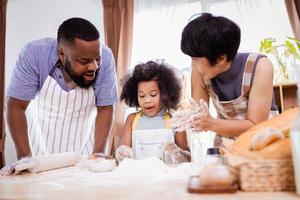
[{"x1": 120, "y1": 60, "x2": 182, "y2": 110}]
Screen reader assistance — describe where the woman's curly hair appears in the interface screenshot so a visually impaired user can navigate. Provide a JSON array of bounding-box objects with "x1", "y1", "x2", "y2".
[{"x1": 120, "y1": 60, "x2": 182, "y2": 110}]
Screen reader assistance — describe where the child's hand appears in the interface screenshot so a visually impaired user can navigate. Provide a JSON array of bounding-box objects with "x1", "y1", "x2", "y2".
[
  {"x1": 115, "y1": 145, "x2": 133, "y2": 163},
  {"x1": 162, "y1": 143, "x2": 191, "y2": 163}
]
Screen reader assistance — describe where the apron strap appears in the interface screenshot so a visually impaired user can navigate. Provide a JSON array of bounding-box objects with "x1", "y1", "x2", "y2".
[
  {"x1": 164, "y1": 112, "x2": 171, "y2": 129},
  {"x1": 242, "y1": 53, "x2": 259, "y2": 96},
  {"x1": 132, "y1": 111, "x2": 143, "y2": 130},
  {"x1": 132, "y1": 110, "x2": 172, "y2": 130}
]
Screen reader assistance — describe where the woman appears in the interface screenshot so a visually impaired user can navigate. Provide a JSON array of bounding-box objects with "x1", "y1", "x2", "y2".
[{"x1": 179, "y1": 13, "x2": 278, "y2": 146}]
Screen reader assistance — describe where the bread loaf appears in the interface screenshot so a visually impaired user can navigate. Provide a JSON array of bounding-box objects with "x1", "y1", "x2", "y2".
[
  {"x1": 230, "y1": 108, "x2": 298, "y2": 160},
  {"x1": 250, "y1": 127, "x2": 284, "y2": 151},
  {"x1": 199, "y1": 164, "x2": 236, "y2": 187}
]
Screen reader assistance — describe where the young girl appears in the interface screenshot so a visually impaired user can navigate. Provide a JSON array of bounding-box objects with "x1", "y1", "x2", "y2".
[{"x1": 115, "y1": 61, "x2": 190, "y2": 163}]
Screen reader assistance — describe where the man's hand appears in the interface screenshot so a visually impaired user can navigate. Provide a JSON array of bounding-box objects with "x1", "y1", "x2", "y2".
[
  {"x1": 0, "y1": 157, "x2": 36, "y2": 176},
  {"x1": 115, "y1": 145, "x2": 133, "y2": 163}
]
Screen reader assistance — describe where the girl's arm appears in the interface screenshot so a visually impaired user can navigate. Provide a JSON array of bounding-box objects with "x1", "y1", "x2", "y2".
[
  {"x1": 115, "y1": 113, "x2": 136, "y2": 162},
  {"x1": 175, "y1": 131, "x2": 189, "y2": 151},
  {"x1": 120, "y1": 113, "x2": 136, "y2": 147},
  {"x1": 172, "y1": 131, "x2": 191, "y2": 162}
]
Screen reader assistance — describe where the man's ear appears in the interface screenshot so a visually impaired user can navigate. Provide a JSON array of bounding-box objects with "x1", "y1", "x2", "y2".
[{"x1": 57, "y1": 48, "x2": 65, "y2": 63}]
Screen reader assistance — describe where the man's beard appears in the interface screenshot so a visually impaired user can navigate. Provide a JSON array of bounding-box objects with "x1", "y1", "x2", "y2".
[{"x1": 63, "y1": 59, "x2": 98, "y2": 89}]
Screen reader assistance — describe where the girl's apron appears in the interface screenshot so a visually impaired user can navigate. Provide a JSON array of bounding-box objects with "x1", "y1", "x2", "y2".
[
  {"x1": 203, "y1": 53, "x2": 278, "y2": 146},
  {"x1": 131, "y1": 111, "x2": 174, "y2": 160},
  {"x1": 26, "y1": 67, "x2": 96, "y2": 156}
]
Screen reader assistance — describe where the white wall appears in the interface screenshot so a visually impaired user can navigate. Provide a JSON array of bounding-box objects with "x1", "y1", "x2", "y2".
[{"x1": 4, "y1": 0, "x2": 105, "y2": 164}]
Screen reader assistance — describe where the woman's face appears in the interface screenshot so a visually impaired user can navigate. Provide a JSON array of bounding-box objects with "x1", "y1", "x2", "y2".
[
  {"x1": 137, "y1": 80, "x2": 162, "y2": 117},
  {"x1": 192, "y1": 57, "x2": 229, "y2": 79}
]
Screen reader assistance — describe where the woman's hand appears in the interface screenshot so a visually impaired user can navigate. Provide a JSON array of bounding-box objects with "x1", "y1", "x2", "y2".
[
  {"x1": 190, "y1": 100, "x2": 215, "y2": 132},
  {"x1": 170, "y1": 109, "x2": 194, "y2": 131},
  {"x1": 171, "y1": 99, "x2": 208, "y2": 132}
]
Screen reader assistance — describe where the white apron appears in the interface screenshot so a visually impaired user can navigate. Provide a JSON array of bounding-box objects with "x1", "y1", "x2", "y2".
[
  {"x1": 131, "y1": 111, "x2": 174, "y2": 160},
  {"x1": 26, "y1": 72, "x2": 97, "y2": 157}
]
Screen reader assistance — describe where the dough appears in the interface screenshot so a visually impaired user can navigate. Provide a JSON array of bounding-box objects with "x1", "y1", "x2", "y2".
[
  {"x1": 199, "y1": 164, "x2": 236, "y2": 187},
  {"x1": 90, "y1": 159, "x2": 116, "y2": 172},
  {"x1": 251, "y1": 127, "x2": 284, "y2": 151}
]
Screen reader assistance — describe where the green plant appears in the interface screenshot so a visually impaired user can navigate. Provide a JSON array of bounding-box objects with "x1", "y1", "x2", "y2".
[{"x1": 260, "y1": 36, "x2": 300, "y2": 82}]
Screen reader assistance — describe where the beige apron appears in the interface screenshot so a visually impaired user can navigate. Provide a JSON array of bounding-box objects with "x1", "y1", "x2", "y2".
[
  {"x1": 204, "y1": 53, "x2": 278, "y2": 146},
  {"x1": 26, "y1": 74, "x2": 97, "y2": 156},
  {"x1": 132, "y1": 111, "x2": 174, "y2": 160}
]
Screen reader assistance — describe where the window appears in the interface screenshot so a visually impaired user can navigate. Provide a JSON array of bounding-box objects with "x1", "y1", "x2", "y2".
[
  {"x1": 131, "y1": 0, "x2": 292, "y2": 69},
  {"x1": 206, "y1": 0, "x2": 293, "y2": 52},
  {"x1": 131, "y1": 0, "x2": 201, "y2": 70}
]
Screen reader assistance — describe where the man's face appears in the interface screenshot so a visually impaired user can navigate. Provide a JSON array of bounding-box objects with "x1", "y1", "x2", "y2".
[{"x1": 59, "y1": 38, "x2": 101, "y2": 88}]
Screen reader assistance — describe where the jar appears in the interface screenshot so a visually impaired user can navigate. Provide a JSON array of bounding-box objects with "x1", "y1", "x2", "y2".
[
  {"x1": 291, "y1": 83, "x2": 300, "y2": 195},
  {"x1": 205, "y1": 148, "x2": 224, "y2": 165}
]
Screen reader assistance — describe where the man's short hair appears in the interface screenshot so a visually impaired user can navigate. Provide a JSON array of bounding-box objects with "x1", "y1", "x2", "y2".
[{"x1": 57, "y1": 17, "x2": 100, "y2": 45}]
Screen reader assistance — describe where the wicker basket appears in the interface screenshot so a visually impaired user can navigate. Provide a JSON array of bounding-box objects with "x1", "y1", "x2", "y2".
[{"x1": 229, "y1": 159, "x2": 295, "y2": 192}]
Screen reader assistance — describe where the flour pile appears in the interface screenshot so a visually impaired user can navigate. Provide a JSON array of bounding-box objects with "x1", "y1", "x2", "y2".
[{"x1": 112, "y1": 157, "x2": 170, "y2": 177}]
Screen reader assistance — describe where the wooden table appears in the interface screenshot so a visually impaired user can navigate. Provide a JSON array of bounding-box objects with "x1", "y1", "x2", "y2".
[{"x1": 0, "y1": 163, "x2": 299, "y2": 200}]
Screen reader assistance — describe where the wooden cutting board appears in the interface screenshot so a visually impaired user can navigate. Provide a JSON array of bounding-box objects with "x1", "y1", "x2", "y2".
[{"x1": 187, "y1": 176, "x2": 238, "y2": 194}]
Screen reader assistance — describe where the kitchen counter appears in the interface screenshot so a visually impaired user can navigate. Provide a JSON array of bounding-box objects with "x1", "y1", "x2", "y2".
[{"x1": 0, "y1": 159, "x2": 298, "y2": 200}]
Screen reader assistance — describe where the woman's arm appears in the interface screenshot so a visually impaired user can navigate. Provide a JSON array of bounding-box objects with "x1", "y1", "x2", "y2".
[
  {"x1": 191, "y1": 64, "x2": 210, "y2": 104},
  {"x1": 191, "y1": 57, "x2": 275, "y2": 137},
  {"x1": 246, "y1": 57, "x2": 274, "y2": 124}
]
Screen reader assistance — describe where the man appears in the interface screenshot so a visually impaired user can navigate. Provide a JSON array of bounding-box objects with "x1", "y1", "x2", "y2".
[{"x1": 3, "y1": 18, "x2": 117, "y2": 168}]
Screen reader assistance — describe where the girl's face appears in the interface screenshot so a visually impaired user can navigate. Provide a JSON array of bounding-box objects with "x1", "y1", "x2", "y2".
[{"x1": 137, "y1": 80, "x2": 162, "y2": 117}]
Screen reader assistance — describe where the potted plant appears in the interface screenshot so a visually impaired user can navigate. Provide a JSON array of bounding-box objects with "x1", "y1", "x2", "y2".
[{"x1": 260, "y1": 36, "x2": 300, "y2": 83}]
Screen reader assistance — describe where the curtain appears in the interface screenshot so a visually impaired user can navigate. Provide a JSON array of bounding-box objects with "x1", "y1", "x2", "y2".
[
  {"x1": 102, "y1": 0, "x2": 134, "y2": 154},
  {"x1": 0, "y1": 0, "x2": 7, "y2": 167},
  {"x1": 285, "y1": 0, "x2": 300, "y2": 39}
]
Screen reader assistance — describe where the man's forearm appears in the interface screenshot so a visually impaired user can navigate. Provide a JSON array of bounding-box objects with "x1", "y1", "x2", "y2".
[
  {"x1": 6, "y1": 98, "x2": 31, "y2": 159},
  {"x1": 93, "y1": 105, "x2": 114, "y2": 154}
]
